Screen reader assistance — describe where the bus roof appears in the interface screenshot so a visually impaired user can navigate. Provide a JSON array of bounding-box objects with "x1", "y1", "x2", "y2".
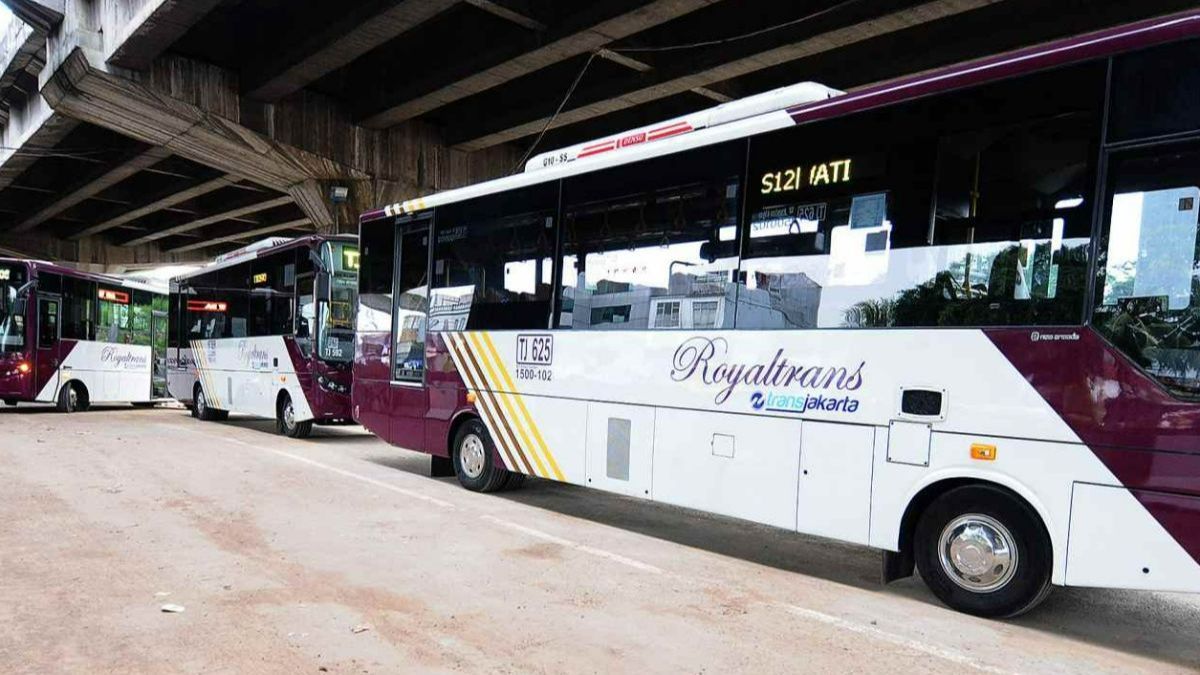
[
  {"x1": 170, "y1": 234, "x2": 357, "y2": 282},
  {"x1": 360, "y1": 8, "x2": 1200, "y2": 226},
  {"x1": 0, "y1": 257, "x2": 166, "y2": 294}
]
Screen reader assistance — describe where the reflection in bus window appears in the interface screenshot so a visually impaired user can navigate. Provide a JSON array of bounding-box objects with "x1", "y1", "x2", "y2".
[
  {"x1": 738, "y1": 65, "x2": 1099, "y2": 329},
  {"x1": 559, "y1": 141, "x2": 742, "y2": 330},
  {"x1": 394, "y1": 228, "x2": 429, "y2": 382},
  {"x1": 1095, "y1": 144, "x2": 1200, "y2": 398},
  {"x1": 433, "y1": 184, "x2": 556, "y2": 331},
  {"x1": 0, "y1": 264, "x2": 26, "y2": 351}
]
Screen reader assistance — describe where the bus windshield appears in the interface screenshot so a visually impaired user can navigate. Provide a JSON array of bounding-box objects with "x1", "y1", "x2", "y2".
[
  {"x1": 319, "y1": 242, "x2": 358, "y2": 363},
  {"x1": 0, "y1": 264, "x2": 27, "y2": 352}
]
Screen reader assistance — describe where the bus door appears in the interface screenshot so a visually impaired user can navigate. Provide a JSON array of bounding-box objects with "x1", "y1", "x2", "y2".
[
  {"x1": 35, "y1": 294, "x2": 61, "y2": 400},
  {"x1": 390, "y1": 221, "x2": 430, "y2": 445},
  {"x1": 296, "y1": 273, "x2": 315, "y2": 359},
  {"x1": 151, "y1": 309, "x2": 168, "y2": 398}
]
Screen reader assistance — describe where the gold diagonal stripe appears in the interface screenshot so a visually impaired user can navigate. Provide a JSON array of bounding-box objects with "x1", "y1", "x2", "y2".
[
  {"x1": 445, "y1": 334, "x2": 519, "y2": 472},
  {"x1": 480, "y1": 332, "x2": 565, "y2": 482},
  {"x1": 467, "y1": 331, "x2": 548, "y2": 478},
  {"x1": 191, "y1": 340, "x2": 220, "y2": 408},
  {"x1": 452, "y1": 333, "x2": 531, "y2": 474}
]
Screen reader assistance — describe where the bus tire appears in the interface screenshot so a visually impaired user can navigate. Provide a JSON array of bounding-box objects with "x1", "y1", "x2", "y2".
[
  {"x1": 194, "y1": 385, "x2": 222, "y2": 422},
  {"x1": 277, "y1": 393, "x2": 312, "y2": 439},
  {"x1": 56, "y1": 382, "x2": 81, "y2": 413},
  {"x1": 452, "y1": 418, "x2": 509, "y2": 493},
  {"x1": 914, "y1": 484, "x2": 1053, "y2": 618}
]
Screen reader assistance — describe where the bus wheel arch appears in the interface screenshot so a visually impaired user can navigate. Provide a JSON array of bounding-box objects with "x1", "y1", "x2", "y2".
[
  {"x1": 897, "y1": 478, "x2": 1054, "y2": 618},
  {"x1": 56, "y1": 380, "x2": 89, "y2": 413},
  {"x1": 193, "y1": 382, "x2": 227, "y2": 422}
]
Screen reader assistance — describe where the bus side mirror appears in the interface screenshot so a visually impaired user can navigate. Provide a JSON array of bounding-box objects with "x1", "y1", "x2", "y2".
[
  {"x1": 315, "y1": 274, "x2": 330, "y2": 297},
  {"x1": 309, "y1": 249, "x2": 326, "y2": 273}
]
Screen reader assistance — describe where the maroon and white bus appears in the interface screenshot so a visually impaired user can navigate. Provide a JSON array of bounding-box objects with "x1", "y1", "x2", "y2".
[
  {"x1": 168, "y1": 236, "x2": 357, "y2": 438},
  {"x1": 0, "y1": 259, "x2": 168, "y2": 411},
  {"x1": 354, "y1": 11, "x2": 1200, "y2": 617}
]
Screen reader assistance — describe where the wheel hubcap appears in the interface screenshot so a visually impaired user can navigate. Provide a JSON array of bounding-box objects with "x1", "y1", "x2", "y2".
[
  {"x1": 938, "y1": 514, "x2": 1018, "y2": 592},
  {"x1": 283, "y1": 401, "x2": 295, "y2": 428},
  {"x1": 197, "y1": 391, "x2": 206, "y2": 414},
  {"x1": 460, "y1": 434, "x2": 486, "y2": 479},
  {"x1": 68, "y1": 387, "x2": 77, "y2": 409}
]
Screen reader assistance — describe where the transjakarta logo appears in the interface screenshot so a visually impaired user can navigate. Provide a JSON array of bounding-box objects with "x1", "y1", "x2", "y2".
[
  {"x1": 751, "y1": 389, "x2": 860, "y2": 414},
  {"x1": 670, "y1": 336, "x2": 863, "y2": 413}
]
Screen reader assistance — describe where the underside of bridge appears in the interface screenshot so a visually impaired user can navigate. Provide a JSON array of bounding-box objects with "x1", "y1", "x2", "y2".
[{"x1": 0, "y1": 0, "x2": 1193, "y2": 271}]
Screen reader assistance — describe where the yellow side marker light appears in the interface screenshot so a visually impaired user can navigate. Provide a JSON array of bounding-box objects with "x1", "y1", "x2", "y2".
[
  {"x1": 466, "y1": 391, "x2": 478, "y2": 404},
  {"x1": 970, "y1": 443, "x2": 997, "y2": 461}
]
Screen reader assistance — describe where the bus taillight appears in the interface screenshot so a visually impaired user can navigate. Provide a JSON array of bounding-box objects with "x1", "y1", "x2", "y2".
[{"x1": 16, "y1": 361, "x2": 30, "y2": 375}]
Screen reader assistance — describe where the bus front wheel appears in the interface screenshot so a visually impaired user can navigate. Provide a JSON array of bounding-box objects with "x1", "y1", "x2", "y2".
[
  {"x1": 914, "y1": 484, "x2": 1053, "y2": 618},
  {"x1": 56, "y1": 382, "x2": 82, "y2": 413},
  {"x1": 277, "y1": 393, "x2": 313, "y2": 439},
  {"x1": 453, "y1": 419, "x2": 510, "y2": 492}
]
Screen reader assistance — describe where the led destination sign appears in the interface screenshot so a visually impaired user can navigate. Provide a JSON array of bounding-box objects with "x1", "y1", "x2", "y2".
[{"x1": 760, "y1": 158, "x2": 853, "y2": 195}]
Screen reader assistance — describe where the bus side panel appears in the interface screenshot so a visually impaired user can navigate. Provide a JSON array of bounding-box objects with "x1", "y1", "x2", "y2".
[
  {"x1": 35, "y1": 340, "x2": 153, "y2": 403},
  {"x1": 651, "y1": 408, "x2": 802, "y2": 531},
  {"x1": 1066, "y1": 484, "x2": 1200, "y2": 592},
  {"x1": 191, "y1": 337, "x2": 315, "y2": 421}
]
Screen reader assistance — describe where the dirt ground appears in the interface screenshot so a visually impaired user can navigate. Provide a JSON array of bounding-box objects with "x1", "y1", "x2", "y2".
[{"x1": 2, "y1": 405, "x2": 1198, "y2": 674}]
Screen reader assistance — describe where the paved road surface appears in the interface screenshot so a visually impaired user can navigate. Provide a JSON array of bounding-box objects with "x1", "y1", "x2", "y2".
[{"x1": 2, "y1": 406, "x2": 1198, "y2": 673}]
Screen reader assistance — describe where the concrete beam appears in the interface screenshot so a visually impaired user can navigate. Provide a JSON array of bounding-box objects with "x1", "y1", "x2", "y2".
[
  {"x1": 167, "y1": 217, "x2": 312, "y2": 253},
  {"x1": 10, "y1": 146, "x2": 171, "y2": 232},
  {"x1": 121, "y1": 194, "x2": 292, "y2": 247},
  {"x1": 451, "y1": 0, "x2": 1002, "y2": 150},
  {"x1": 463, "y1": 0, "x2": 546, "y2": 31},
  {"x1": 358, "y1": 0, "x2": 720, "y2": 129},
  {"x1": 243, "y1": 0, "x2": 458, "y2": 102},
  {"x1": 41, "y1": 48, "x2": 368, "y2": 229},
  {"x1": 0, "y1": 19, "x2": 41, "y2": 98},
  {"x1": 4, "y1": 0, "x2": 64, "y2": 34},
  {"x1": 69, "y1": 174, "x2": 235, "y2": 240},
  {"x1": 105, "y1": 0, "x2": 225, "y2": 70}
]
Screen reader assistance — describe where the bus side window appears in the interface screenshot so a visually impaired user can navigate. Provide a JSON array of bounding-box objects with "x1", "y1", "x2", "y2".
[
  {"x1": 432, "y1": 183, "x2": 557, "y2": 331},
  {"x1": 559, "y1": 140, "x2": 743, "y2": 330}
]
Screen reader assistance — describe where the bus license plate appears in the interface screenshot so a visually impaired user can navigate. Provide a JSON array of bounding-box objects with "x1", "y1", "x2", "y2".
[{"x1": 516, "y1": 334, "x2": 553, "y2": 366}]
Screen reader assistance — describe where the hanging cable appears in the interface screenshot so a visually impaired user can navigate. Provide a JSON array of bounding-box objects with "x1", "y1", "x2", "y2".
[
  {"x1": 509, "y1": 50, "x2": 599, "y2": 175},
  {"x1": 609, "y1": 0, "x2": 867, "y2": 53}
]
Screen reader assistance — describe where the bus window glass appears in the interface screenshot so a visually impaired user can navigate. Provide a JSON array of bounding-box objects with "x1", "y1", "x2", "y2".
[
  {"x1": 739, "y1": 63, "x2": 1100, "y2": 329},
  {"x1": 98, "y1": 288, "x2": 131, "y2": 343},
  {"x1": 358, "y1": 222, "x2": 394, "y2": 333},
  {"x1": 433, "y1": 184, "x2": 556, "y2": 330},
  {"x1": 1094, "y1": 143, "x2": 1200, "y2": 398},
  {"x1": 60, "y1": 275, "x2": 95, "y2": 340},
  {"x1": 320, "y1": 241, "x2": 357, "y2": 362},
  {"x1": 0, "y1": 264, "x2": 26, "y2": 351},
  {"x1": 296, "y1": 275, "x2": 315, "y2": 357},
  {"x1": 131, "y1": 290, "x2": 153, "y2": 345},
  {"x1": 394, "y1": 227, "x2": 428, "y2": 382},
  {"x1": 38, "y1": 297, "x2": 58, "y2": 348},
  {"x1": 560, "y1": 141, "x2": 743, "y2": 330}
]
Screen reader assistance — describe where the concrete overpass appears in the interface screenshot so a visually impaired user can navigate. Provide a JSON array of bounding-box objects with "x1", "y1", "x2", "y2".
[{"x1": 0, "y1": 0, "x2": 1193, "y2": 270}]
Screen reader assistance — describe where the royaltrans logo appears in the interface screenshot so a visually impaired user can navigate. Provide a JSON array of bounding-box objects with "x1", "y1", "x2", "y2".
[{"x1": 670, "y1": 336, "x2": 864, "y2": 414}]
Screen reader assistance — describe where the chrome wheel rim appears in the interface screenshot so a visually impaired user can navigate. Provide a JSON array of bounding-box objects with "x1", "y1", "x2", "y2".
[
  {"x1": 460, "y1": 434, "x2": 486, "y2": 479},
  {"x1": 67, "y1": 386, "x2": 77, "y2": 410},
  {"x1": 283, "y1": 400, "x2": 295, "y2": 429},
  {"x1": 196, "y1": 390, "x2": 206, "y2": 415},
  {"x1": 938, "y1": 514, "x2": 1018, "y2": 592}
]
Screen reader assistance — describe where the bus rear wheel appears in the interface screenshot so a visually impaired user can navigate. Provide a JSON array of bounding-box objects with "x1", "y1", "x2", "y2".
[
  {"x1": 277, "y1": 393, "x2": 313, "y2": 439},
  {"x1": 193, "y1": 386, "x2": 227, "y2": 422},
  {"x1": 914, "y1": 485, "x2": 1053, "y2": 618},
  {"x1": 453, "y1": 419, "x2": 510, "y2": 492}
]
